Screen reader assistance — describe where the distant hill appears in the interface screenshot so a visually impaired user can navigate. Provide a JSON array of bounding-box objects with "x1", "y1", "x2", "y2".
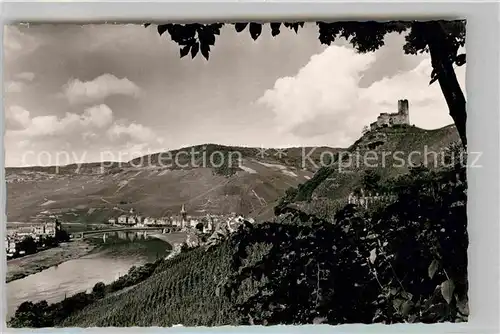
[
  {"x1": 5, "y1": 125, "x2": 459, "y2": 227},
  {"x1": 5, "y1": 144, "x2": 341, "y2": 226}
]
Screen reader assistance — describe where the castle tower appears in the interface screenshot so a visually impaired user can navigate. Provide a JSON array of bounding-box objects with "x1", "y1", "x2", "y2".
[
  {"x1": 180, "y1": 204, "x2": 187, "y2": 229},
  {"x1": 398, "y1": 99, "x2": 410, "y2": 124}
]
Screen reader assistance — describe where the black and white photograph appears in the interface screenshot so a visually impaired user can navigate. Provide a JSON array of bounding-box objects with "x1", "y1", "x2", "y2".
[{"x1": 4, "y1": 20, "x2": 468, "y2": 327}]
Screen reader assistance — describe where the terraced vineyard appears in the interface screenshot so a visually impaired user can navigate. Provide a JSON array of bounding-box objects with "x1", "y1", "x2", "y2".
[{"x1": 62, "y1": 239, "x2": 271, "y2": 326}]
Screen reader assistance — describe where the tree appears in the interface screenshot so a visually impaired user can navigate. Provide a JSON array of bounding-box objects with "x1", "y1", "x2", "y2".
[
  {"x1": 55, "y1": 228, "x2": 70, "y2": 242},
  {"x1": 18, "y1": 236, "x2": 37, "y2": 255},
  {"x1": 362, "y1": 169, "x2": 382, "y2": 192},
  {"x1": 146, "y1": 20, "x2": 466, "y2": 148},
  {"x1": 92, "y1": 282, "x2": 106, "y2": 299}
]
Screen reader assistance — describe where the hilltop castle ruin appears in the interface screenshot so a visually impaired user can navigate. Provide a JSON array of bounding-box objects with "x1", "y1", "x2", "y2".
[{"x1": 370, "y1": 99, "x2": 410, "y2": 131}]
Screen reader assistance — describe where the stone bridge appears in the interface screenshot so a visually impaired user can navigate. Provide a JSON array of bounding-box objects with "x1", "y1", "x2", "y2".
[{"x1": 72, "y1": 226, "x2": 180, "y2": 239}]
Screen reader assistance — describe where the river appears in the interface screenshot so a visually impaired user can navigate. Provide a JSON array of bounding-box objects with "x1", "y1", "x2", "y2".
[{"x1": 6, "y1": 232, "x2": 172, "y2": 321}]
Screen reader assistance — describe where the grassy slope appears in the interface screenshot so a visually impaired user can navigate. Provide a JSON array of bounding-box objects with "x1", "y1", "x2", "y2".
[
  {"x1": 62, "y1": 243, "x2": 237, "y2": 326},
  {"x1": 63, "y1": 235, "x2": 275, "y2": 327}
]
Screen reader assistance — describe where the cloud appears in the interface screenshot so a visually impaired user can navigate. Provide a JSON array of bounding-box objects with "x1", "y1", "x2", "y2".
[
  {"x1": 15, "y1": 72, "x2": 35, "y2": 81},
  {"x1": 107, "y1": 122, "x2": 163, "y2": 145},
  {"x1": 257, "y1": 45, "x2": 377, "y2": 145},
  {"x1": 83, "y1": 104, "x2": 114, "y2": 128},
  {"x1": 5, "y1": 106, "x2": 32, "y2": 130},
  {"x1": 7, "y1": 104, "x2": 113, "y2": 138},
  {"x1": 5, "y1": 104, "x2": 166, "y2": 166},
  {"x1": 62, "y1": 73, "x2": 141, "y2": 104},
  {"x1": 5, "y1": 81, "x2": 25, "y2": 93},
  {"x1": 5, "y1": 73, "x2": 36, "y2": 94},
  {"x1": 3, "y1": 25, "x2": 41, "y2": 58},
  {"x1": 5, "y1": 72, "x2": 37, "y2": 94},
  {"x1": 258, "y1": 44, "x2": 466, "y2": 147}
]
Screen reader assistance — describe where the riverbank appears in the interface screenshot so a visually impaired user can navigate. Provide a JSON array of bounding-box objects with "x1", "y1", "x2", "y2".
[{"x1": 6, "y1": 240, "x2": 95, "y2": 283}]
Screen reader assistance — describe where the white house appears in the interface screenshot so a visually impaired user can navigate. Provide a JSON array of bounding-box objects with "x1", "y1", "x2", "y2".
[
  {"x1": 128, "y1": 216, "x2": 137, "y2": 226},
  {"x1": 45, "y1": 222, "x2": 56, "y2": 237},
  {"x1": 33, "y1": 225, "x2": 45, "y2": 235},
  {"x1": 118, "y1": 215, "x2": 128, "y2": 225}
]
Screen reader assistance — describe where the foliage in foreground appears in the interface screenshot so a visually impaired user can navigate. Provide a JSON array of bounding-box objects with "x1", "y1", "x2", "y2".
[{"x1": 224, "y1": 164, "x2": 467, "y2": 325}]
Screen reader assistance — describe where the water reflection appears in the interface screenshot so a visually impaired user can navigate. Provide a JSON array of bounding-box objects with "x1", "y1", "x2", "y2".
[{"x1": 100, "y1": 230, "x2": 153, "y2": 243}]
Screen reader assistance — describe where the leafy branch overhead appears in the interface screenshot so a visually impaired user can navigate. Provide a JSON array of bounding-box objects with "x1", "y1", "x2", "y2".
[{"x1": 145, "y1": 21, "x2": 465, "y2": 67}]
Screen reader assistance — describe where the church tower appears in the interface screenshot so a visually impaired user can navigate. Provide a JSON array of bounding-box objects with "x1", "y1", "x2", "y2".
[{"x1": 180, "y1": 204, "x2": 187, "y2": 229}]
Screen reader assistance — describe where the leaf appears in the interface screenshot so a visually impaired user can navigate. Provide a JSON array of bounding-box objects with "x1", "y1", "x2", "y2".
[
  {"x1": 440, "y1": 279, "x2": 455, "y2": 304},
  {"x1": 180, "y1": 45, "x2": 190, "y2": 58},
  {"x1": 456, "y1": 53, "x2": 466, "y2": 66},
  {"x1": 157, "y1": 24, "x2": 169, "y2": 36},
  {"x1": 455, "y1": 294, "x2": 469, "y2": 316},
  {"x1": 369, "y1": 248, "x2": 377, "y2": 264},
  {"x1": 249, "y1": 23, "x2": 262, "y2": 40},
  {"x1": 428, "y1": 259, "x2": 439, "y2": 279},
  {"x1": 401, "y1": 291, "x2": 413, "y2": 301},
  {"x1": 190, "y1": 43, "x2": 199, "y2": 58},
  {"x1": 234, "y1": 23, "x2": 248, "y2": 33},
  {"x1": 392, "y1": 298, "x2": 404, "y2": 313},
  {"x1": 200, "y1": 43, "x2": 210, "y2": 60},
  {"x1": 401, "y1": 300, "x2": 414, "y2": 316},
  {"x1": 429, "y1": 68, "x2": 439, "y2": 85},
  {"x1": 270, "y1": 23, "x2": 281, "y2": 37}
]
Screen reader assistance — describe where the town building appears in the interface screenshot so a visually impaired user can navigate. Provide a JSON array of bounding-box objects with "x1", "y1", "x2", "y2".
[
  {"x1": 128, "y1": 216, "x2": 137, "y2": 226},
  {"x1": 156, "y1": 218, "x2": 168, "y2": 225},
  {"x1": 370, "y1": 99, "x2": 410, "y2": 131},
  {"x1": 144, "y1": 217, "x2": 156, "y2": 226},
  {"x1": 8, "y1": 240, "x2": 16, "y2": 255},
  {"x1": 117, "y1": 215, "x2": 128, "y2": 225},
  {"x1": 44, "y1": 222, "x2": 57, "y2": 237},
  {"x1": 189, "y1": 219, "x2": 199, "y2": 228},
  {"x1": 33, "y1": 225, "x2": 45, "y2": 235}
]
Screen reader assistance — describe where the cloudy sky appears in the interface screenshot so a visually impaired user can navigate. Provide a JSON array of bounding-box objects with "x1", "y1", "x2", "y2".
[{"x1": 3, "y1": 23, "x2": 466, "y2": 167}]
